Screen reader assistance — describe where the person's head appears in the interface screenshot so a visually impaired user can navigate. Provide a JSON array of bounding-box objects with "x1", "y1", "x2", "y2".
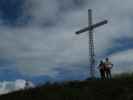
[
  {"x1": 100, "y1": 60, "x2": 103, "y2": 64},
  {"x1": 105, "y1": 57, "x2": 109, "y2": 62}
]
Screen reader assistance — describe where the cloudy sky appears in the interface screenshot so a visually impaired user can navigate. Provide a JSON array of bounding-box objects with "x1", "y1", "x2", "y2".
[{"x1": 0, "y1": 0, "x2": 132, "y2": 87}]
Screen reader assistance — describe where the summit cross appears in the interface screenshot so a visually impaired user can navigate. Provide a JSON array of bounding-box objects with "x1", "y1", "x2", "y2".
[{"x1": 75, "y1": 9, "x2": 108, "y2": 78}]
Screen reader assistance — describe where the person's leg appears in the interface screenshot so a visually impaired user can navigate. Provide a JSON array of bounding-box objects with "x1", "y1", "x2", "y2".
[
  {"x1": 106, "y1": 70, "x2": 110, "y2": 80},
  {"x1": 102, "y1": 70, "x2": 105, "y2": 80},
  {"x1": 103, "y1": 70, "x2": 106, "y2": 80},
  {"x1": 108, "y1": 70, "x2": 112, "y2": 79},
  {"x1": 100, "y1": 70, "x2": 103, "y2": 80},
  {"x1": 104, "y1": 71, "x2": 106, "y2": 80},
  {"x1": 106, "y1": 69, "x2": 112, "y2": 79},
  {"x1": 100, "y1": 69, "x2": 104, "y2": 80}
]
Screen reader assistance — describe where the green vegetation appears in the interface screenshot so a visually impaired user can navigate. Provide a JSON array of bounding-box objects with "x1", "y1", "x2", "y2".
[
  {"x1": 1, "y1": 73, "x2": 133, "y2": 100},
  {"x1": 113, "y1": 72, "x2": 133, "y2": 80}
]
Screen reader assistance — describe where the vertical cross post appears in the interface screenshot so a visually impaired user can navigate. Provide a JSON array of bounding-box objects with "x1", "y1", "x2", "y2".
[{"x1": 88, "y1": 9, "x2": 95, "y2": 78}]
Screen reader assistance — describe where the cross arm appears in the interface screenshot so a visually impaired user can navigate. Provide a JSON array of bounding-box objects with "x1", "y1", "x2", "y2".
[
  {"x1": 92, "y1": 20, "x2": 108, "y2": 30},
  {"x1": 75, "y1": 20, "x2": 108, "y2": 35},
  {"x1": 76, "y1": 26, "x2": 90, "y2": 35}
]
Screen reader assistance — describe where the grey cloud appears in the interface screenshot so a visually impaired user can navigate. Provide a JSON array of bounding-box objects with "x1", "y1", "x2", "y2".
[
  {"x1": 0, "y1": 0, "x2": 133, "y2": 77},
  {"x1": 22, "y1": 0, "x2": 87, "y2": 27}
]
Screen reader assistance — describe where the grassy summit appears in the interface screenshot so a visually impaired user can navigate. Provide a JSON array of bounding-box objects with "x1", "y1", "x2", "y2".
[{"x1": 1, "y1": 74, "x2": 133, "y2": 100}]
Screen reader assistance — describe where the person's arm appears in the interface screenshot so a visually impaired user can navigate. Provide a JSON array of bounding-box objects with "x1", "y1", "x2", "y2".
[
  {"x1": 111, "y1": 64, "x2": 113, "y2": 66},
  {"x1": 110, "y1": 63, "x2": 113, "y2": 68}
]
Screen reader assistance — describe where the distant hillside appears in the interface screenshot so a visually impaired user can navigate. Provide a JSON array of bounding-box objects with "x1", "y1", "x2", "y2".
[{"x1": 0, "y1": 76, "x2": 133, "y2": 100}]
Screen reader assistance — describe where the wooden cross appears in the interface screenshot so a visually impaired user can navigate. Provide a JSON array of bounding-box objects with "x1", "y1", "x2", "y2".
[{"x1": 75, "y1": 9, "x2": 108, "y2": 78}]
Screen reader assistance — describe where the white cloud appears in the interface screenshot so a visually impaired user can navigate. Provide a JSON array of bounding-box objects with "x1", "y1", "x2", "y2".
[
  {"x1": 0, "y1": 79, "x2": 34, "y2": 95},
  {"x1": 110, "y1": 49, "x2": 133, "y2": 74}
]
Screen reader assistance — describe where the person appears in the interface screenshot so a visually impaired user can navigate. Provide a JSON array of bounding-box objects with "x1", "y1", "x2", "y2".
[
  {"x1": 98, "y1": 60, "x2": 106, "y2": 80},
  {"x1": 25, "y1": 80, "x2": 29, "y2": 89},
  {"x1": 104, "y1": 58, "x2": 113, "y2": 79},
  {"x1": 25, "y1": 80, "x2": 34, "y2": 89}
]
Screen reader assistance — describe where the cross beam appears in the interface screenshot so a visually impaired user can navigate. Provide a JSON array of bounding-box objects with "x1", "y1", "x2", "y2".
[
  {"x1": 76, "y1": 20, "x2": 108, "y2": 34},
  {"x1": 75, "y1": 9, "x2": 108, "y2": 78}
]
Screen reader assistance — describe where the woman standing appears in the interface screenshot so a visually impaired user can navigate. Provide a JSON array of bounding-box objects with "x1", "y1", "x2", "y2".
[{"x1": 98, "y1": 61, "x2": 106, "y2": 80}]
